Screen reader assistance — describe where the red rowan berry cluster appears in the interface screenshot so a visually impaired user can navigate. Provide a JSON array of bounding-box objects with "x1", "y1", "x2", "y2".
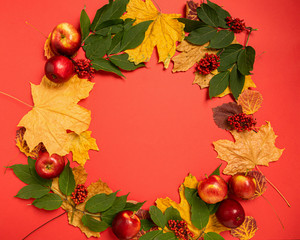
[
  {"x1": 227, "y1": 113, "x2": 256, "y2": 132},
  {"x1": 74, "y1": 59, "x2": 95, "y2": 80},
  {"x1": 225, "y1": 16, "x2": 246, "y2": 33},
  {"x1": 168, "y1": 219, "x2": 194, "y2": 240},
  {"x1": 196, "y1": 53, "x2": 220, "y2": 75},
  {"x1": 71, "y1": 184, "x2": 88, "y2": 205}
]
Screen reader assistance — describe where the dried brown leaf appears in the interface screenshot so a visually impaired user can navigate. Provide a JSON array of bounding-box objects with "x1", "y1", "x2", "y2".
[
  {"x1": 186, "y1": 0, "x2": 199, "y2": 20},
  {"x1": 231, "y1": 216, "x2": 258, "y2": 240},
  {"x1": 237, "y1": 89, "x2": 263, "y2": 114},
  {"x1": 44, "y1": 33, "x2": 55, "y2": 59},
  {"x1": 248, "y1": 170, "x2": 267, "y2": 199}
]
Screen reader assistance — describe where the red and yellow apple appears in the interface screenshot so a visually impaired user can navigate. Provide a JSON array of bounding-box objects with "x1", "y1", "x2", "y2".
[
  {"x1": 50, "y1": 22, "x2": 81, "y2": 57},
  {"x1": 228, "y1": 173, "x2": 256, "y2": 199},
  {"x1": 35, "y1": 152, "x2": 65, "y2": 179},
  {"x1": 197, "y1": 175, "x2": 228, "y2": 204}
]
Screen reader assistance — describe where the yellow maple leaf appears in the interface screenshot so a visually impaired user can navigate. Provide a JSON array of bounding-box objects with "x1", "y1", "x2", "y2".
[
  {"x1": 237, "y1": 89, "x2": 263, "y2": 114},
  {"x1": 17, "y1": 75, "x2": 94, "y2": 156},
  {"x1": 121, "y1": 0, "x2": 185, "y2": 68},
  {"x1": 213, "y1": 121, "x2": 284, "y2": 175},
  {"x1": 68, "y1": 131, "x2": 99, "y2": 166}
]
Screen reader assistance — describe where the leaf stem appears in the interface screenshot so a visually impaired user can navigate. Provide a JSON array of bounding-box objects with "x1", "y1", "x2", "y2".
[
  {"x1": 0, "y1": 91, "x2": 33, "y2": 108},
  {"x1": 245, "y1": 27, "x2": 257, "y2": 47},
  {"x1": 261, "y1": 195, "x2": 285, "y2": 229}
]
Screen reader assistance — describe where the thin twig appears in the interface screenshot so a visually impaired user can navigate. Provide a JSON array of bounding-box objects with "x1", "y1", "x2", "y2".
[
  {"x1": 261, "y1": 195, "x2": 285, "y2": 229},
  {"x1": 0, "y1": 91, "x2": 33, "y2": 108}
]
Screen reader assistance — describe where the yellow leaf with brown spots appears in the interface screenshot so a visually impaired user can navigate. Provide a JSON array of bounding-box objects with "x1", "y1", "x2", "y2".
[
  {"x1": 213, "y1": 121, "x2": 284, "y2": 175},
  {"x1": 231, "y1": 216, "x2": 258, "y2": 240},
  {"x1": 237, "y1": 89, "x2": 263, "y2": 114}
]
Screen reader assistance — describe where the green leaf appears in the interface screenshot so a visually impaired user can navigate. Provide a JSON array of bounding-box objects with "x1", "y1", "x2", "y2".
[
  {"x1": 91, "y1": 58, "x2": 124, "y2": 77},
  {"x1": 85, "y1": 191, "x2": 118, "y2": 213},
  {"x1": 155, "y1": 232, "x2": 177, "y2": 240},
  {"x1": 27, "y1": 157, "x2": 52, "y2": 186},
  {"x1": 204, "y1": 232, "x2": 225, "y2": 240},
  {"x1": 207, "y1": 202, "x2": 220, "y2": 215},
  {"x1": 94, "y1": 19, "x2": 124, "y2": 34},
  {"x1": 15, "y1": 184, "x2": 49, "y2": 199},
  {"x1": 91, "y1": 3, "x2": 113, "y2": 32},
  {"x1": 197, "y1": 3, "x2": 219, "y2": 27},
  {"x1": 149, "y1": 206, "x2": 166, "y2": 228},
  {"x1": 230, "y1": 64, "x2": 245, "y2": 99},
  {"x1": 107, "y1": 31, "x2": 124, "y2": 55},
  {"x1": 141, "y1": 219, "x2": 156, "y2": 231},
  {"x1": 177, "y1": 18, "x2": 207, "y2": 32},
  {"x1": 237, "y1": 46, "x2": 256, "y2": 75},
  {"x1": 186, "y1": 26, "x2": 217, "y2": 45},
  {"x1": 123, "y1": 201, "x2": 146, "y2": 211},
  {"x1": 81, "y1": 215, "x2": 110, "y2": 232},
  {"x1": 32, "y1": 193, "x2": 62, "y2": 210},
  {"x1": 164, "y1": 206, "x2": 182, "y2": 222},
  {"x1": 184, "y1": 187, "x2": 197, "y2": 205},
  {"x1": 209, "y1": 164, "x2": 222, "y2": 176},
  {"x1": 209, "y1": 71, "x2": 230, "y2": 98},
  {"x1": 58, "y1": 161, "x2": 75, "y2": 196},
  {"x1": 121, "y1": 20, "x2": 153, "y2": 51},
  {"x1": 83, "y1": 33, "x2": 111, "y2": 60},
  {"x1": 190, "y1": 192, "x2": 210, "y2": 230},
  {"x1": 80, "y1": 8, "x2": 91, "y2": 42},
  {"x1": 218, "y1": 44, "x2": 243, "y2": 71},
  {"x1": 207, "y1": 0, "x2": 231, "y2": 28},
  {"x1": 139, "y1": 230, "x2": 163, "y2": 240},
  {"x1": 109, "y1": 53, "x2": 145, "y2": 71},
  {"x1": 110, "y1": 0, "x2": 129, "y2": 19},
  {"x1": 208, "y1": 30, "x2": 234, "y2": 49}
]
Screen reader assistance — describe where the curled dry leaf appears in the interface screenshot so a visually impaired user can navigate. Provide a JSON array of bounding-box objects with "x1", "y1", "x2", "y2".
[
  {"x1": 186, "y1": 0, "x2": 200, "y2": 20},
  {"x1": 248, "y1": 170, "x2": 267, "y2": 199},
  {"x1": 212, "y1": 102, "x2": 243, "y2": 130},
  {"x1": 237, "y1": 89, "x2": 263, "y2": 114},
  {"x1": 121, "y1": 0, "x2": 185, "y2": 68},
  {"x1": 213, "y1": 121, "x2": 284, "y2": 175},
  {"x1": 44, "y1": 34, "x2": 55, "y2": 59},
  {"x1": 231, "y1": 216, "x2": 258, "y2": 240}
]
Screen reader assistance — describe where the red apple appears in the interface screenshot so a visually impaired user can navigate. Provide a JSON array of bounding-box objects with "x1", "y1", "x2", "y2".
[
  {"x1": 112, "y1": 210, "x2": 141, "y2": 240},
  {"x1": 197, "y1": 175, "x2": 228, "y2": 204},
  {"x1": 216, "y1": 199, "x2": 245, "y2": 228},
  {"x1": 45, "y1": 55, "x2": 74, "y2": 83},
  {"x1": 50, "y1": 22, "x2": 81, "y2": 57},
  {"x1": 35, "y1": 152, "x2": 65, "y2": 179},
  {"x1": 228, "y1": 173, "x2": 256, "y2": 199}
]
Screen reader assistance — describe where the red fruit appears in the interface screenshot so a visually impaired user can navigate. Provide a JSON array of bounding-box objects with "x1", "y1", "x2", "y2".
[
  {"x1": 197, "y1": 175, "x2": 228, "y2": 204},
  {"x1": 35, "y1": 152, "x2": 65, "y2": 179},
  {"x1": 50, "y1": 22, "x2": 81, "y2": 57},
  {"x1": 229, "y1": 173, "x2": 256, "y2": 199},
  {"x1": 45, "y1": 55, "x2": 74, "y2": 83},
  {"x1": 216, "y1": 199, "x2": 245, "y2": 228},
  {"x1": 112, "y1": 210, "x2": 141, "y2": 240}
]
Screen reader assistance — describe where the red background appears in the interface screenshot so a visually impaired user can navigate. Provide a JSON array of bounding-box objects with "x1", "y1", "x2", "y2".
[{"x1": 0, "y1": 0, "x2": 299, "y2": 239}]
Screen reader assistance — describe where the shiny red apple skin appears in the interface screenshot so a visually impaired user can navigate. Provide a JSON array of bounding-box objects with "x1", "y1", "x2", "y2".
[
  {"x1": 228, "y1": 173, "x2": 256, "y2": 199},
  {"x1": 112, "y1": 210, "x2": 141, "y2": 240},
  {"x1": 35, "y1": 152, "x2": 65, "y2": 179},
  {"x1": 45, "y1": 55, "x2": 74, "y2": 83},
  {"x1": 216, "y1": 199, "x2": 245, "y2": 228},
  {"x1": 50, "y1": 22, "x2": 81, "y2": 57},
  {"x1": 197, "y1": 175, "x2": 228, "y2": 204}
]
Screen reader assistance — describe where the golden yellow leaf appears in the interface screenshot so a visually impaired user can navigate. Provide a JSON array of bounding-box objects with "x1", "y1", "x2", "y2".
[
  {"x1": 17, "y1": 75, "x2": 94, "y2": 156},
  {"x1": 68, "y1": 131, "x2": 99, "y2": 166},
  {"x1": 44, "y1": 33, "x2": 55, "y2": 59},
  {"x1": 231, "y1": 216, "x2": 258, "y2": 240},
  {"x1": 213, "y1": 121, "x2": 284, "y2": 175},
  {"x1": 237, "y1": 89, "x2": 263, "y2": 114},
  {"x1": 193, "y1": 69, "x2": 218, "y2": 89},
  {"x1": 121, "y1": 0, "x2": 185, "y2": 68}
]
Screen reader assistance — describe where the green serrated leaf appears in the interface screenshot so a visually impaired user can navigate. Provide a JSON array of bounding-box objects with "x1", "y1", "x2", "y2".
[
  {"x1": 209, "y1": 71, "x2": 230, "y2": 98},
  {"x1": 91, "y1": 58, "x2": 124, "y2": 77},
  {"x1": 141, "y1": 219, "x2": 156, "y2": 231},
  {"x1": 110, "y1": 0, "x2": 129, "y2": 19},
  {"x1": 207, "y1": 0, "x2": 231, "y2": 28},
  {"x1": 155, "y1": 232, "x2": 177, "y2": 240},
  {"x1": 83, "y1": 34, "x2": 111, "y2": 60},
  {"x1": 121, "y1": 20, "x2": 152, "y2": 51},
  {"x1": 91, "y1": 4, "x2": 113, "y2": 32},
  {"x1": 190, "y1": 192, "x2": 210, "y2": 230},
  {"x1": 15, "y1": 184, "x2": 49, "y2": 199},
  {"x1": 177, "y1": 18, "x2": 207, "y2": 33},
  {"x1": 80, "y1": 9, "x2": 91, "y2": 42},
  {"x1": 204, "y1": 232, "x2": 225, "y2": 240},
  {"x1": 139, "y1": 230, "x2": 163, "y2": 240},
  {"x1": 230, "y1": 64, "x2": 245, "y2": 99},
  {"x1": 237, "y1": 46, "x2": 256, "y2": 75},
  {"x1": 123, "y1": 201, "x2": 146, "y2": 212},
  {"x1": 218, "y1": 44, "x2": 243, "y2": 71},
  {"x1": 184, "y1": 187, "x2": 197, "y2": 205},
  {"x1": 164, "y1": 206, "x2": 182, "y2": 222},
  {"x1": 197, "y1": 3, "x2": 219, "y2": 27},
  {"x1": 58, "y1": 161, "x2": 75, "y2": 196},
  {"x1": 186, "y1": 26, "x2": 217, "y2": 46},
  {"x1": 81, "y1": 215, "x2": 109, "y2": 232},
  {"x1": 85, "y1": 191, "x2": 118, "y2": 213},
  {"x1": 94, "y1": 19, "x2": 124, "y2": 34},
  {"x1": 149, "y1": 206, "x2": 166, "y2": 228},
  {"x1": 27, "y1": 157, "x2": 52, "y2": 186},
  {"x1": 208, "y1": 30, "x2": 234, "y2": 49},
  {"x1": 209, "y1": 164, "x2": 222, "y2": 176},
  {"x1": 109, "y1": 53, "x2": 145, "y2": 71},
  {"x1": 32, "y1": 193, "x2": 62, "y2": 210}
]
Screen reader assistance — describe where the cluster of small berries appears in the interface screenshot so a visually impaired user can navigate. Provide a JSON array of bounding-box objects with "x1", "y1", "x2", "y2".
[
  {"x1": 168, "y1": 219, "x2": 194, "y2": 240},
  {"x1": 225, "y1": 17, "x2": 246, "y2": 33},
  {"x1": 227, "y1": 113, "x2": 256, "y2": 132},
  {"x1": 196, "y1": 53, "x2": 220, "y2": 75},
  {"x1": 74, "y1": 59, "x2": 95, "y2": 80},
  {"x1": 71, "y1": 184, "x2": 88, "y2": 205}
]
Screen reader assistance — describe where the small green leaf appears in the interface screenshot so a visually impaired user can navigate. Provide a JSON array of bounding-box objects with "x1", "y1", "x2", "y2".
[
  {"x1": 91, "y1": 58, "x2": 124, "y2": 77},
  {"x1": 209, "y1": 164, "x2": 222, "y2": 176},
  {"x1": 177, "y1": 18, "x2": 207, "y2": 32},
  {"x1": 32, "y1": 193, "x2": 62, "y2": 210},
  {"x1": 123, "y1": 201, "x2": 146, "y2": 211},
  {"x1": 155, "y1": 232, "x2": 177, "y2": 240},
  {"x1": 230, "y1": 64, "x2": 245, "y2": 99},
  {"x1": 218, "y1": 44, "x2": 243, "y2": 71},
  {"x1": 184, "y1": 187, "x2": 197, "y2": 205},
  {"x1": 209, "y1": 71, "x2": 230, "y2": 98},
  {"x1": 109, "y1": 53, "x2": 145, "y2": 71},
  {"x1": 94, "y1": 19, "x2": 124, "y2": 34},
  {"x1": 197, "y1": 3, "x2": 219, "y2": 27},
  {"x1": 110, "y1": 0, "x2": 129, "y2": 19},
  {"x1": 83, "y1": 34, "x2": 111, "y2": 60},
  {"x1": 204, "y1": 232, "x2": 225, "y2": 240},
  {"x1": 58, "y1": 161, "x2": 75, "y2": 196},
  {"x1": 15, "y1": 184, "x2": 49, "y2": 199},
  {"x1": 237, "y1": 46, "x2": 256, "y2": 75},
  {"x1": 81, "y1": 215, "x2": 110, "y2": 232},
  {"x1": 208, "y1": 30, "x2": 234, "y2": 49},
  {"x1": 149, "y1": 206, "x2": 166, "y2": 228},
  {"x1": 141, "y1": 219, "x2": 156, "y2": 231},
  {"x1": 91, "y1": 4, "x2": 113, "y2": 32},
  {"x1": 207, "y1": 0, "x2": 231, "y2": 28},
  {"x1": 107, "y1": 31, "x2": 124, "y2": 55},
  {"x1": 80, "y1": 9, "x2": 91, "y2": 42},
  {"x1": 186, "y1": 26, "x2": 217, "y2": 45},
  {"x1": 164, "y1": 206, "x2": 182, "y2": 222},
  {"x1": 85, "y1": 191, "x2": 118, "y2": 213},
  {"x1": 139, "y1": 230, "x2": 163, "y2": 240},
  {"x1": 190, "y1": 192, "x2": 210, "y2": 230},
  {"x1": 207, "y1": 202, "x2": 220, "y2": 215}
]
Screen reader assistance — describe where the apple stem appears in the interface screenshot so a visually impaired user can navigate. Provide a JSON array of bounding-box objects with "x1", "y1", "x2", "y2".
[
  {"x1": 22, "y1": 211, "x2": 67, "y2": 240},
  {"x1": 261, "y1": 195, "x2": 285, "y2": 229},
  {"x1": 25, "y1": 21, "x2": 48, "y2": 39},
  {"x1": 0, "y1": 90, "x2": 33, "y2": 108},
  {"x1": 256, "y1": 166, "x2": 291, "y2": 207}
]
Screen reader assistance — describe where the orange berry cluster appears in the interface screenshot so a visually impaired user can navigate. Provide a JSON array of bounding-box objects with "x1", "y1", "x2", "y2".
[
  {"x1": 71, "y1": 184, "x2": 88, "y2": 205},
  {"x1": 168, "y1": 219, "x2": 194, "y2": 240}
]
